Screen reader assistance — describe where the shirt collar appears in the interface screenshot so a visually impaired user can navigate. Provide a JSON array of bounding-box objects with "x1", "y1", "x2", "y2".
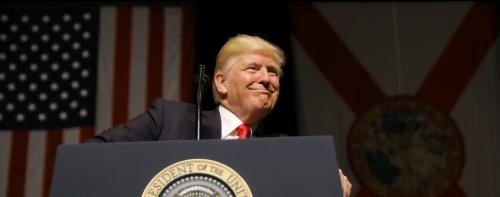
[{"x1": 218, "y1": 105, "x2": 256, "y2": 139}]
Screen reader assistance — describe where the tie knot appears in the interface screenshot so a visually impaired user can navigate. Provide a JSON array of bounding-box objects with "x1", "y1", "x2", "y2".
[{"x1": 235, "y1": 123, "x2": 251, "y2": 139}]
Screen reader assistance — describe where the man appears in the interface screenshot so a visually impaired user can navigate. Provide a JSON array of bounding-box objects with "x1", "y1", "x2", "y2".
[
  {"x1": 86, "y1": 34, "x2": 351, "y2": 196},
  {"x1": 85, "y1": 34, "x2": 283, "y2": 142}
]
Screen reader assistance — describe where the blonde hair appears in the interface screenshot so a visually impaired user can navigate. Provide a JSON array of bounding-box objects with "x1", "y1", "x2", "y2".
[{"x1": 212, "y1": 34, "x2": 286, "y2": 104}]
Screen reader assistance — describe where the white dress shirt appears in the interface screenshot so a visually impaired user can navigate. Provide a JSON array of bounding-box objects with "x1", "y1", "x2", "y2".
[{"x1": 218, "y1": 105, "x2": 255, "y2": 140}]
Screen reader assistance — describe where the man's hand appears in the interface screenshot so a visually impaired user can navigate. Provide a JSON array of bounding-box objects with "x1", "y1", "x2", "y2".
[{"x1": 339, "y1": 169, "x2": 352, "y2": 197}]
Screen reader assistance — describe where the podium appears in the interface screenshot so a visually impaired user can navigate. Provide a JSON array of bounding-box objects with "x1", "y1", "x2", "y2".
[{"x1": 50, "y1": 136, "x2": 343, "y2": 197}]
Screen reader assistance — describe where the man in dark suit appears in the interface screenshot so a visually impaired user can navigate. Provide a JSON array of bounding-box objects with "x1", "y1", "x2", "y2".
[
  {"x1": 86, "y1": 34, "x2": 282, "y2": 142},
  {"x1": 86, "y1": 34, "x2": 351, "y2": 196}
]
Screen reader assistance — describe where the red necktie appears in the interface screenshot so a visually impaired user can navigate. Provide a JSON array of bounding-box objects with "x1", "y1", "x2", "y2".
[{"x1": 235, "y1": 123, "x2": 251, "y2": 139}]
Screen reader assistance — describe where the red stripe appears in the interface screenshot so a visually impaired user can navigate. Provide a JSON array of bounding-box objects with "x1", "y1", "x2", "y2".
[
  {"x1": 112, "y1": 7, "x2": 132, "y2": 125},
  {"x1": 146, "y1": 7, "x2": 165, "y2": 108},
  {"x1": 180, "y1": 7, "x2": 196, "y2": 102},
  {"x1": 79, "y1": 126, "x2": 96, "y2": 143},
  {"x1": 290, "y1": 2, "x2": 386, "y2": 115},
  {"x1": 43, "y1": 130, "x2": 63, "y2": 197},
  {"x1": 416, "y1": 3, "x2": 498, "y2": 113},
  {"x1": 443, "y1": 183, "x2": 467, "y2": 197},
  {"x1": 7, "y1": 130, "x2": 29, "y2": 197}
]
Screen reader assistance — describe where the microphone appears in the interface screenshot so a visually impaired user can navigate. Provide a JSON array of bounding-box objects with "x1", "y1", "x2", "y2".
[{"x1": 195, "y1": 64, "x2": 208, "y2": 140}]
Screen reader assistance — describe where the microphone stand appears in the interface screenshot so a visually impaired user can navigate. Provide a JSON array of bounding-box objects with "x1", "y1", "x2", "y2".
[{"x1": 195, "y1": 65, "x2": 206, "y2": 140}]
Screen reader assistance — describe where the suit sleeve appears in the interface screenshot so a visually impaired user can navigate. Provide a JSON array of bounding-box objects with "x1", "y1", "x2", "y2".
[{"x1": 85, "y1": 99, "x2": 165, "y2": 143}]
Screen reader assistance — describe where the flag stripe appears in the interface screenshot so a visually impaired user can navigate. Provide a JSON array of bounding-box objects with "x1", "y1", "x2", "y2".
[
  {"x1": 64, "y1": 128, "x2": 81, "y2": 145},
  {"x1": 128, "y1": 7, "x2": 148, "y2": 118},
  {"x1": 112, "y1": 7, "x2": 132, "y2": 126},
  {"x1": 146, "y1": 7, "x2": 165, "y2": 108},
  {"x1": 7, "y1": 130, "x2": 29, "y2": 197},
  {"x1": 163, "y1": 7, "x2": 182, "y2": 101},
  {"x1": 42, "y1": 130, "x2": 62, "y2": 197},
  {"x1": 79, "y1": 126, "x2": 95, "y2": 143},
  {"x1": 0, "y1": 132, "x2": 12, "y2": 197},
  {"x1": 180, "y1": 7, "x2": 195, "y2": 102},
  {"x1": 416, "y1": 3, "x2": 498, "y2": 113},
  {"x1": 96, "y1": 6, "x2": 117, "y2": 132},
  {"x1": 290, "y1": 2, "x2": 386, "y2": 115},
  {"x1": 25, "y1": 131, "x2": 46, "y2": 197}
]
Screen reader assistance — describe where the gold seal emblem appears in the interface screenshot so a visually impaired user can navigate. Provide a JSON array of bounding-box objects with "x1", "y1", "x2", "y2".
[
  {"x1": 348, "y1": 97, "x2": 464, "y2": 196},
  {"x1": 142, "y1": 159, "x2": 252, "y2": 197}
]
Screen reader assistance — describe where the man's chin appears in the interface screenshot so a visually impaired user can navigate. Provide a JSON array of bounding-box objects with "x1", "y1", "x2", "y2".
[{"x1": 253, "y1": 102, "x2": 275, "y2": 112}]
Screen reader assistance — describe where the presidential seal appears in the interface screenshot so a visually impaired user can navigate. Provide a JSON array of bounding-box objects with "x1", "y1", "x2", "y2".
[
  {"x1": 142, "y1": 159, "x2": 252, "y2": 197},
  {"x1": 348, "y1": 96, "x2": 464, "y2": 197}
]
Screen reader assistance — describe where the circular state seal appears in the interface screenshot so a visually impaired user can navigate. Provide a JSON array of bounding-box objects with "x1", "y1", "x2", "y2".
[
  {"x1": 348, "y1": 97, "x2": 464, "y2": 197},
  {"x1": 142, "y1": 159, "x2": 252, "y2": 197}
]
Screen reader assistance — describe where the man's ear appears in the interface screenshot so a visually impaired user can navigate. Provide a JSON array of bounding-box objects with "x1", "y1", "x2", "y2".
[{"x1": 214, "y1": 71, "x2": 227, "y2": 94}]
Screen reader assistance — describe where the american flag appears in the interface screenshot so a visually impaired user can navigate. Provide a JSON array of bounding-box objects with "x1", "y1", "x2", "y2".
[
  {"x1": 0, "y1": 4, "x2": 195, "y2": 197},
  {"x1": 0, "y1": 9, "x2": 97, "y2": 130}
]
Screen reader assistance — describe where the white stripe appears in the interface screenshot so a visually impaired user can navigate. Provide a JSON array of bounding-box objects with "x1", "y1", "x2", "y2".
[
  {"x1": 63, "y1": 127, "x2": 81, "y2": 144},
  {"x1": 0, "y1": 131, "x2": 12, "y2": 197},
  {"x1": 24, "y1": 131, "x2": 46, "y2": 197},
  {"x1": 96, "y1": 6, "x2": 116, "y2": 133},
  {"x1": 129, "y1": 7, "x2": 149, "y2": 118},
  {"x1": 163, "y1": 7, "x2": 182, "y2": 101}
]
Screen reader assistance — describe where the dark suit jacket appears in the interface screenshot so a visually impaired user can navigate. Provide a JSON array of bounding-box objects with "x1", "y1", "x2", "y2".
[{"x1": 86, "y1": 99, "x2": 269, "y2": 143}]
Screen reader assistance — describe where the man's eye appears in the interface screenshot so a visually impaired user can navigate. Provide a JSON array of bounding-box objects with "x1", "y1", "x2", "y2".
[{"x1": 267, "y1": 68, "x2": 279, "y2": 76}]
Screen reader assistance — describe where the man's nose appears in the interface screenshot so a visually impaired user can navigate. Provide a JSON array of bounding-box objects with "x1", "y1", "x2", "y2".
[{"x1": 258, "y1": 67, "x2": 271, "y2": 84}]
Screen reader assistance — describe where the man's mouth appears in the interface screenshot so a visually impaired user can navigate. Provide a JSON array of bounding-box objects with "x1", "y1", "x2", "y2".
[{"x1": 249, "y1": 88, "x2": 273, "y2": 94}]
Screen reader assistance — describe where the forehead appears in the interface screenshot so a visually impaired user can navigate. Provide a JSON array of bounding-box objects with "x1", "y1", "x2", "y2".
[{"x1": 235, "y1": 53, "x2": 279, "y2": 68}]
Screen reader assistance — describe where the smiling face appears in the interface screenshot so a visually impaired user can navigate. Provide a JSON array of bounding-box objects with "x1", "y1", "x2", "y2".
[{"x1": 215, "y1": 53, "x2": 280, "y2": 124}]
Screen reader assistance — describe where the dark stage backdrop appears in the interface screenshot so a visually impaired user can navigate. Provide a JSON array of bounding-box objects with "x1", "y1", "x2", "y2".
[{"x1": 194, "y1": 3, "x2": 298, "y2": 136}]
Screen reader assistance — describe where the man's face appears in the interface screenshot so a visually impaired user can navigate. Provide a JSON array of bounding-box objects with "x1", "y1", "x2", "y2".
[{"x1": 216, "y1": 53, "x2": 280, "y2": 124}]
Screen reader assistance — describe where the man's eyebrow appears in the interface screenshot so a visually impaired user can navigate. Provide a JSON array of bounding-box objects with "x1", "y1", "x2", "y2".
[{"x1": 240, "y1": 62, "x2": 257, "y2": 68}]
